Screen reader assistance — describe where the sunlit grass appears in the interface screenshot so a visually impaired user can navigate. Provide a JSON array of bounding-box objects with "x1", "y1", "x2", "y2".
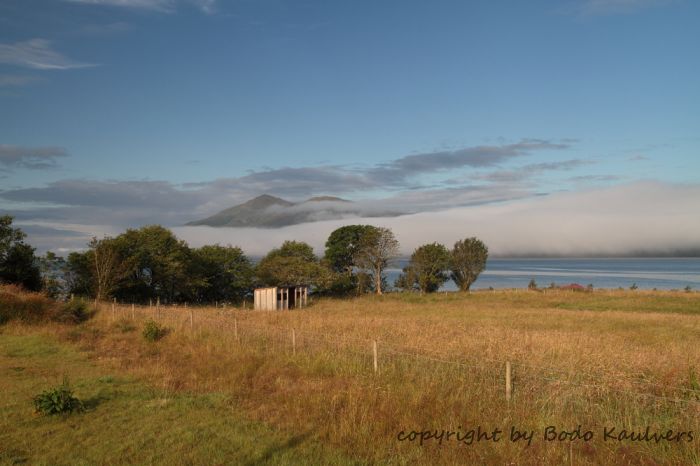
[{"x1": 2, "y1": 289, "x2": 699, "y2": 465}]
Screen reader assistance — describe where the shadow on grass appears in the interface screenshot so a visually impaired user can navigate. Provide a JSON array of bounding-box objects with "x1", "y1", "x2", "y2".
[
  {"x1": 241, "y1": 431, "x2": 312, "y2": 466},
  {"x1": 82, "y1": 390, "x2": 114, "y2": 411}
]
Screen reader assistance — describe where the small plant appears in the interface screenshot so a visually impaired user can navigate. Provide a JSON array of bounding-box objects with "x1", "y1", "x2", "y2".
[
  {"x1": 33, "y1": 377, "x2": 84, "y2": 415},
  {"x1": 114, "y1": 318, "x2": 136, "y2": 333},
  {"x1": 528, "y1": 279, "x2": 538, "y2": 290},
  {"x1": 54, "y1": 299, "x2": 93, "y2": 324},
  {"x1": 630, "y1": 283, "x2": 638, "y2": 291},
  {"x1": 685, "y1": 285, "x2": 692, "y2": 293},
  {"x1": 143, "y1": 319, "x2": 168, "y2": 342}
]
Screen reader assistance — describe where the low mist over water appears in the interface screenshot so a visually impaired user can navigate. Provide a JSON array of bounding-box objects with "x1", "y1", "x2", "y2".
[{"x1": 385, "y1": 258, "x2": 700, "y2": 291}]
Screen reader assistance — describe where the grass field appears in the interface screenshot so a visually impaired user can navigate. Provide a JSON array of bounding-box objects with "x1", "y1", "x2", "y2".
[{"x1": 1, "y1": 289, "x2": 699, "y2": 465}]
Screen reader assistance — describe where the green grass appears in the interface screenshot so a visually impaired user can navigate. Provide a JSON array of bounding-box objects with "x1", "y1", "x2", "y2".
[{"x1": 0, "y1": 332, "x2": 361, "y2": 466}]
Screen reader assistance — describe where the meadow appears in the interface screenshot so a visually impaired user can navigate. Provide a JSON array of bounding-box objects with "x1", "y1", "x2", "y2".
[{"x1": 1, "y1": 288, "x2": 699, "y2": 465}]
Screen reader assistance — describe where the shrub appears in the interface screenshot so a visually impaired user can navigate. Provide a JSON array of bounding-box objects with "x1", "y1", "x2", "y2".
[
  {"x1": 33, "y1": 377, "x2": 84, "y2": 415},
  {"x1": 143, "y1": 319, "x2": 168, "y2": 342},
  {"x1": 630, "y1": 283, "x2": 638, "y2": 291},
  {"x1": 685, "y1": 285, "x2": 692, "y2": 293},
  {"x1": 53, "y1": 299, "x2": 93, "y2": 324},
  {"x1": 0, "y1": 285, "x2": 94, "y2": 325},
  {"x1": 0, "y1": 284, "x2": 54, "y2": 324},
  {"x1": 528, "y1": 279, "x2": 538, "y2": 290}
]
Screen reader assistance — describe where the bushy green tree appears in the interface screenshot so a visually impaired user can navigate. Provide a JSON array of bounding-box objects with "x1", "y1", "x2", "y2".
[
  {"x1": 0, "y1": 216, "x2": 41, "y2": 291},
  {"x1": 397, "y1": 242, "x2": 450, "y2": 294},
  {"x1": 324, "y1": 225, "x2": 378, "y2": 295},
  {"x1": 111, "y1": 225, "x2": 192, "y2": 304},
  {"x1": 450, "y1": 237, "x2": 488, "y2": 292},
  {"x1": 255, "y1": 240, "x2": 332, "y2": 289},
  {"x1": 191, "y1": 244, "x2": 253, "y2": 303}
]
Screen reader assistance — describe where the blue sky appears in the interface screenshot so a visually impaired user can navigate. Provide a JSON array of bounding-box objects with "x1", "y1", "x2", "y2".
[{"x1": 0, "y1": 0, "x2": 699, "y2": 254}]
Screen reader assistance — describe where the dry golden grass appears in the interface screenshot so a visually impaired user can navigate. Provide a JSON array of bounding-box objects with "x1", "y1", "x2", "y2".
[{"x1": 16, "y1": 290, "x2": 700, "y2": 465}]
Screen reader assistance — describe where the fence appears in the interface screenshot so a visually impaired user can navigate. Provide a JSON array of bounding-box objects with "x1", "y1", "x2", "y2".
[{"x1": 95, "y1": 300, "x2": 700, "y2": 409}]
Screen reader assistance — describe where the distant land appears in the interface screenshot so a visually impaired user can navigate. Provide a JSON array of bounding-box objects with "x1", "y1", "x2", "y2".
[{"x1": 186, "y1": 194, "x2": 402, "y2": 228}]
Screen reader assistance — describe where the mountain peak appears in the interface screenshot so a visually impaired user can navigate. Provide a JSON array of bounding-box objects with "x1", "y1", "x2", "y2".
[
  {"x1": 244, "y1": 194, "x2": 293, "y2": 208},
  {"x1": 304, "y1": 196, "x2": 350, "y2": 203},
  {"x1": 186, "y1": 194, "x2": 398, "y2": 228}
]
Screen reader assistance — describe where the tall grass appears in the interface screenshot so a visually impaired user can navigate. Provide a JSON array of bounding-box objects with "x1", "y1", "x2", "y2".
[
  {"x1": 44, "y1": 289, "x2": 699, "y2": 465},
  {"x1": 0, "y1": 284, "x2": 93, "y2": 325}
]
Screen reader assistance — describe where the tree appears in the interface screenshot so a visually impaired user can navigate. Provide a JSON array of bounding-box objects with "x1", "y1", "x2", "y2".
[
  {"x1": 0, "y1": 216, "x2": 42, "y2": 291},
  {"x1": 324, "y1": 225, "x2": 377, "y2": 273},
  {"x1": 324, "y1": 225, "x2": 378, "y2": 295},
  {"x1": 353, "y1": 227, "x2": 399, "y2": 295},
  {"x1": 111, "y1": 225, "x2": 193, "y2": 304},
  {"x1": 255, "y1": 241, "x2": 332, "y2": 289},
  {"x1": 450, "y1": 237, "x2": 488, "y2": 292},
  {"x1": 398, "y1": 243, "x2": 450, "y2": 294},
  {"x1": 66, "y1": 251, "x2": 93, "y2": 297},
  {"x1": 39, "y1": 251, "x2": 67, "y2": 299},
  {"x1": 89, "y1": 237, "x2": 128, "y2": 301},
  {"x1": 191, "y1": 245, "x2": 253, "y2": 303}
]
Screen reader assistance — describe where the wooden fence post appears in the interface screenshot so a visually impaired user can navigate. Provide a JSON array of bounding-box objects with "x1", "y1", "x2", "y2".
[
  {"x1": 292, "y1": 328, "x2": 296, "y2": 355},
  {"x1": 112, "y1": 298, "x2": 116, "y2": 321},
  {"x1": 234, "y1": 318, "x2": 238, "y2": 342},
  {"x1": 131, "y1": 303, "x2": 135, "y2": 320},
  {"x1": 189, "y1": 307, "x2": 194, "y2": 330},
  {"x1": 373, "y1": 340, "x2": 378, "y2": 374},
  {"x1": 505, "y1": 361, "x2": 512, "y2": 402}
]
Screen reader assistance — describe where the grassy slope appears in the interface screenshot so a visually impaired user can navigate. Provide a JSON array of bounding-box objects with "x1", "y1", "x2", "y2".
[
  {"x1": 1, "y1": 289, "x2": 699, "y2": 465},
  {"x1": 0, "y1": 333, "x2": 360, "y2": 466}
]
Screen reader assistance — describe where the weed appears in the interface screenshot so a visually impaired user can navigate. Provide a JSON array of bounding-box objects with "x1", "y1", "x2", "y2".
[
  {"x1": 33, "y1": 377, "x2": 84, "y2": 415},
  {"x1": 143, "y1": 319, "x2": 168, "y2": 342}
]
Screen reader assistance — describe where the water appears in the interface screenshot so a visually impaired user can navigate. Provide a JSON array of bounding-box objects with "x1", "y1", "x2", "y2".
[{"x1": 385, "y1": 258, "x2": 700, "y2": 291}]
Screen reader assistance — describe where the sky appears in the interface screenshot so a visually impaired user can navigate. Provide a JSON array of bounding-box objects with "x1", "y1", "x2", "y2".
[{"x1": 0, "y1": 0, "x2": 699, "y2": 256}]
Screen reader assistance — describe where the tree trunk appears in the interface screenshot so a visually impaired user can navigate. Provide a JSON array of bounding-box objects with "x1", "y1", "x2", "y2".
[{"x1": 375, "y1": 266, "x2": 382, "y2": 295}]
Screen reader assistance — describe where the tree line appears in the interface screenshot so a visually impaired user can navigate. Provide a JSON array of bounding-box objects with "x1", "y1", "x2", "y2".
[{"x1": 0, "y1": 215, "x2": 488, "y2": 303}]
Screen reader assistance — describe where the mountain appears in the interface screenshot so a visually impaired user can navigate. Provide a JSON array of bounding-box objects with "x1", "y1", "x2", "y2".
[{"x1": 186, "y1": 194, "x2": 394, "y2": 228}]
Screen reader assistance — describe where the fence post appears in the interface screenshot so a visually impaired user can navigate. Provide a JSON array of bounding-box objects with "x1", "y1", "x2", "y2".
[
  {"x1": 373, "y1": 340, "x2": 378, "y2": 374},
  {"x1": 131, "y1": 303, "x2": 135, "y2": 320},
  {"x1": 505, "y1": 361, "x2": 512, "y2": 402},
  {"x1": 112, "y1": 298, "x2": 116, "y2": 321},
  {"x1": 234, "y1": 318, "x2": 238, "y2": 342},
  {"x1": 190, "y1": 307, "x2": 194, "y2": 330},
  {"x1": 292, "y1": 328, "x2": 296, "y2": 355}
]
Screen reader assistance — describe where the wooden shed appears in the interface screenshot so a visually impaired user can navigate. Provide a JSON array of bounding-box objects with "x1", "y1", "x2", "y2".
[{"x1": 254, "y1": 285, "x2": 308, "y2": 311}]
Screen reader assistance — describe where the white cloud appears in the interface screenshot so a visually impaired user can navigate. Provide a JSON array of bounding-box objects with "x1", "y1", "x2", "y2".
[
  {"x1": 66, "y1": 0, "x2": 217, "y2": 13},
  {"x1": 172, "y1": 181, "x2": 700, "y2": 257},
  {"x1": 0, "y1": 145, "x2": 68, "y2": 169},
  {"x1": 0, "y1": 39, "x2": 95, "y2": 70}
]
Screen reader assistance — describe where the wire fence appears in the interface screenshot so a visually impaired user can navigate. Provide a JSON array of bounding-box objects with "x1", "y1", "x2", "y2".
[{"x1": 96, "y1": 300, "x2": 700, "y2": 409}]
